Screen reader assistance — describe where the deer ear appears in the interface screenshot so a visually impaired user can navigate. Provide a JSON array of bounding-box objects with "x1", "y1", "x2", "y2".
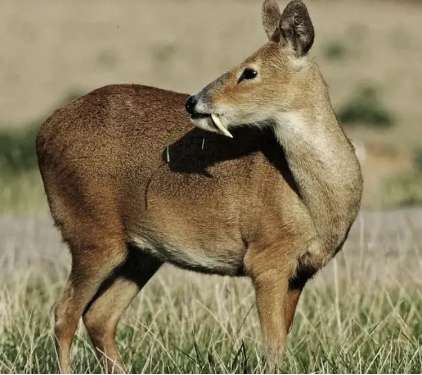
[
  {"x1": 279, "y1": 0, "x2": 314, "y2": 56},
  {"x1": 262, "y1": 0, "x2": 282, "y2": 42}
]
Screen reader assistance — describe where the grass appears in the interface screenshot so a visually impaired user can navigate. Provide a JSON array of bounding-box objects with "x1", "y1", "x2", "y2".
[
  {"x1": 380, "y1": 148, "x2": 422, "y2": 207},
  {"x1": 0, "y1": 91, "x2": 84, "y2": 216},
  {"x1": 0, "y1": 125, "x2": 39, "y2": 174},
  {"x1": 0, "y1": 90, "x2": 83, "y2": 174},
  {"x1": 0, "y1": 123, "x2": 47, "y2": 215},
  {"x1": 0, "y1": 170, "x2": 47, "y2": 215},
  {"x1": 1, "y1": 266, "x2": 421, "y2": 374},
  {"x1": 380, "y1": 173, "x2": 422, "y2": 207},
  {"x1": 337, "y1": 85, "x2": 394, "y2": 128},
  {"x1": 323, "y1": 41, "x2": 348, "y2": 61}
]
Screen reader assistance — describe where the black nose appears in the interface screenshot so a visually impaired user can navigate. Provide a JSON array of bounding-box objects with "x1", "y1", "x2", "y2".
[{"x1": 185, "y1": 95, "x2": 197, "y2": 114}]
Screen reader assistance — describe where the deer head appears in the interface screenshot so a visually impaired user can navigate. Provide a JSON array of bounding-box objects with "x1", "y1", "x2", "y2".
[{"x1": 186, "y1": 0, "x2": 318, "y2": 138}]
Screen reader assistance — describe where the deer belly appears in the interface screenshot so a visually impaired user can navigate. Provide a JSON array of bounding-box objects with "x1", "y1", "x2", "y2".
[{"x1": 129, "y1": 234, "x2": 246, "y2": 276}]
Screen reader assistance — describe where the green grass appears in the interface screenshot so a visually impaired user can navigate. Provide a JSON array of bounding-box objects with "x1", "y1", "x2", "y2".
[
  {"x1": 380, "y1": 173, "x2": 422, "y2": 207},
  {"x1": 0, "y1": 268, "x2": 421, "y2": 374},
  {"x1": 0, "y1": 125, "x2": 39, "y2": 174},
  {"x1": 0, "y1": 90, "x2": 83, "y2": 174},
  {"x1": 338, "y1": 85, "x2": 394, "y2": 128},
  {"x1": 0, "y1": 91, "x2": 85, "y2": 216},
  {"x1": 380, "y1": 148, "x2": 422, "y2": 207},
  {"x1": 0, "y1": 170, "x2": 47, "y2": 215},
  {"x1": 0, "y1": 123, "x2": 47, "y2": 215},
  {"x1": 323, "y1": 41, "x2": 348, "y2": 61}
]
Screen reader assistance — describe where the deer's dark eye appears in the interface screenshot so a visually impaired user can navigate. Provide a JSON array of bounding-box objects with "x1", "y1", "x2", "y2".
[{"x1": 238, "y1": 68, "x2": 258, "y2": 83}]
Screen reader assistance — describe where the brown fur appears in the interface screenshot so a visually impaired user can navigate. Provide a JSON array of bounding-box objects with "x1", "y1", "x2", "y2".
[{"x1": 36, "y1": 1, "x2": 362, "y2": 373}]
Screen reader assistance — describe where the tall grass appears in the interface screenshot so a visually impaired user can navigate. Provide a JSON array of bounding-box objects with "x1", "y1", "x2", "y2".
[{"x1": 0, "y1": 264, "x2": 421, "y2": 374}]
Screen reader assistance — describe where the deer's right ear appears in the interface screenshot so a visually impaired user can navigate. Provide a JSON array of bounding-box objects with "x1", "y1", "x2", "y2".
[
  {"x1": 262, "y1": 0, "x2": 282, "y2": 42},
  {"x1": 279, "y1": 0, "x2": 314, "y2": 57}
]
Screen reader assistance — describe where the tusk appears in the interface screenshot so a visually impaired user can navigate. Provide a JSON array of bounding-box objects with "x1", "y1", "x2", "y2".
[{"x1": 211, "y1": 114, "x2": 233, "y2": 138}]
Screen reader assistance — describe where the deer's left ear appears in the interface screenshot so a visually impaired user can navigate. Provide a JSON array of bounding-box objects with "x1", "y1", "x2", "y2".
[
  {"x1": 280, "y1": 0, "x2": 314, "y2": 57},
  {"x1": 262, "y1": 0, "x2": 282, "y2": 42}
]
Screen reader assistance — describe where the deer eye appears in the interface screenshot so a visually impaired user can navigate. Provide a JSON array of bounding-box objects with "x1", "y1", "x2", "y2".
[{"x1": 238, "y1": 68, "x2": 258, "y2": 83}]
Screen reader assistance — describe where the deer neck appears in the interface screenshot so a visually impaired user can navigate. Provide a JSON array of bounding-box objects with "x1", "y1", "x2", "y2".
[{"x1": 272, "y1": 106, "x2": 363, "y2": 250}]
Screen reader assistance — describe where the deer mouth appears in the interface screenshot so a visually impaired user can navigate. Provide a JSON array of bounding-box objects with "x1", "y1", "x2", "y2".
[
  {"x1": 190, "y1": 113, "x2": 209, "y2": 120},
  {"x1": 190, "y1": 113, "x2": 233, "y2": 138}
]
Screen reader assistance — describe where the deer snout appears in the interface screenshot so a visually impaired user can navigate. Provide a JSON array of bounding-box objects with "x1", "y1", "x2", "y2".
[{"x1": 185, "y1": 95, "x2": 197, "y2": 114}]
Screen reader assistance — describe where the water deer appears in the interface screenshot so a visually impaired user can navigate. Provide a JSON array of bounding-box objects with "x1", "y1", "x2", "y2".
[{"x1": 36, "y1": 0, "x2": 362, "y2": 372}]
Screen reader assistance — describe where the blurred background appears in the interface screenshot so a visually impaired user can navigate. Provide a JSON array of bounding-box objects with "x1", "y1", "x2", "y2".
[{"x1": 1, "y1": 0, "x2": 422, "y2": 215}]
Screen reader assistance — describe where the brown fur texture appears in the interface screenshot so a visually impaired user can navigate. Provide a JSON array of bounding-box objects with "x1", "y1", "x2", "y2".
[{"x1": 36, "y1": 0, "x2": 362, "y2": 373}]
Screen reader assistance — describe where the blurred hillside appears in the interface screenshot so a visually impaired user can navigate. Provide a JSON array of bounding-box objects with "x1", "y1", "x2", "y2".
[{"x1": 1, "y1": 0, "x2": 422, "y2": 213}]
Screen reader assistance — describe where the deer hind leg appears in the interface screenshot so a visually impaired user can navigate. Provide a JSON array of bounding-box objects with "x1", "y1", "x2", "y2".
[
  {"x1": 54, "y1": 237, "x2": 127, "y2": 374},
  {"x1": 82, "y1": 249, "x2": 162, "y2": 374}
]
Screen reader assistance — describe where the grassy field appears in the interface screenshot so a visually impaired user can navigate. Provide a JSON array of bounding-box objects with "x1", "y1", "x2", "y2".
[{"x1": 1, "y1": 265, "x2": 422, "y2": 373}]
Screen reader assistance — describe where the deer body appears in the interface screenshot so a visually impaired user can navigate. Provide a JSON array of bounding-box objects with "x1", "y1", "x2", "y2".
[
  {"x1": 39, "y1": 84, "x2": 313, "y2": 276},
  {"x1": 36, "y1": 1, "x2": 362, "y2": 373}
]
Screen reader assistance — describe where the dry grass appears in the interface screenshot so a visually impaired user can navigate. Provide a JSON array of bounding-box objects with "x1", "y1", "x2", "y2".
[{"x1": 1, "y1": 258, "x2": 422, "y2": 373}]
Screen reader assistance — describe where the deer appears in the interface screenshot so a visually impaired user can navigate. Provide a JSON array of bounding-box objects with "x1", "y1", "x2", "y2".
[{"x1": 36, "y1": 0, "x2": 363, "y2": 373}]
